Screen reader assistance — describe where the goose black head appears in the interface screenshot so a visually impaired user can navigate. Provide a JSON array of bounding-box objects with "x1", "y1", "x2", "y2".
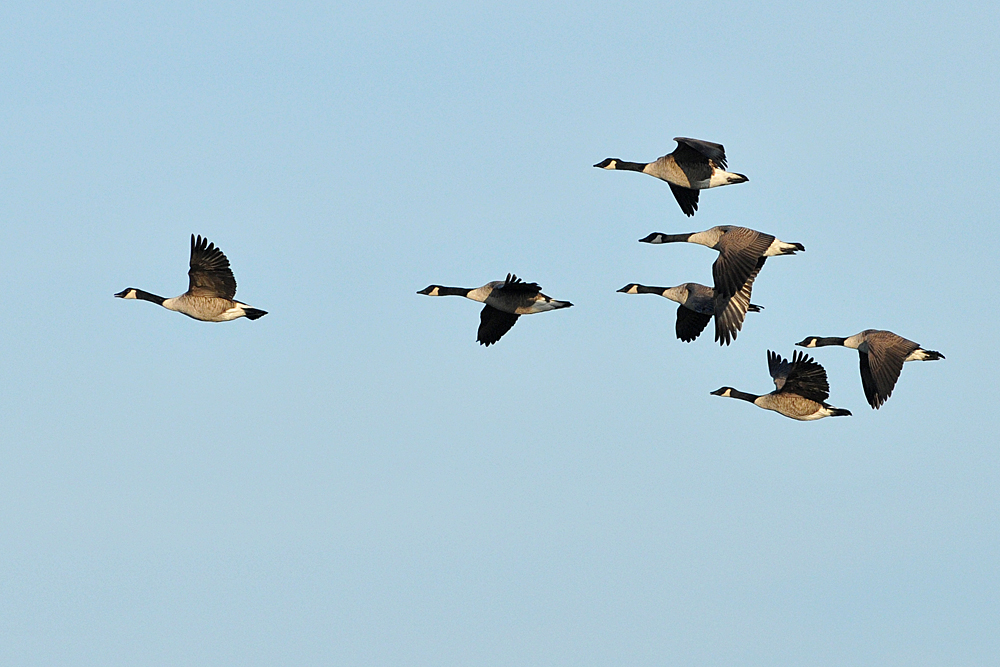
[
  {"x1": 593, "y1": 158, "x2": 619, "y2": 169},
  {"x1": 417, "y1": 285, "x2": 442, "y2": 296},
  {"x1": 114, "y1": 288, "x2": 137, "y2": 299},
  {"x1": 710, "y1": 387, "x2": 734, "y2": 397},
  {"x1": 796, "y1": 337, "x2": 819, "y2": 348},
  {"x1": 617, "y1": 284, "x2": 640, "y2": 294}
]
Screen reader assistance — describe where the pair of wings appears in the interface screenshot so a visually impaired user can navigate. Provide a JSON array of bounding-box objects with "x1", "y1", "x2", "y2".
[
  {"x1": 666, "y1": 138, "x2": 729, "y2": 216},
  {"x1": 675, "y1": 228, "x2": 771, "y2": 344},
  {"x1": 710, "y1": 228, "x2": 774, "y2": 344},
  {"x1": 671, "y1": 271, "x2": 760, "y2": 345},
  {"x1": 713, "y1": 256, "x2": 763, "y2": 346},
  {"x1": 857, "y1": 333, "x2": 920, "y2": 409},
  {"x1": 477, "y1": 274, "x2": 541, "y2": 346},
  {"x1": 768, "y1": 350, "x2": 831, "y2": 403},
  {"x1": 187, "y1": 234, "x2": 238, "y2": 299}
]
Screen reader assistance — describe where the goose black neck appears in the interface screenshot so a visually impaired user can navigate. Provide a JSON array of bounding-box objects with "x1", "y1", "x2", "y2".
[
  {"x1": 814, "y1": 337, "x2": 847, "y2": 347},
  {"x1": 635, "y1": 285, "x2": 667, "y2": 294},
  {"x1": 118, "y1": 288, "x2": 165, "y2": 305},
  {"x1": 639, "y1": 233, "x2": 693, "y2": 244},
  {"x1": 437, "y1": 286, "x2": 471, "y2": 297},
  {"x1": 616, "y1": 160, "x2": 647, "y2": 172},
  {"x1": 728, "y1": 389, "x2": 760, "y2": 403}
]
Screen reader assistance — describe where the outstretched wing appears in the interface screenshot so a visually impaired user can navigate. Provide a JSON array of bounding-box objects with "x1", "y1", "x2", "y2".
[
  {"x1": 478, "y1": 305, "x2": 520, "y2": 346},
  {"x1": 188, "y1": 234, "x2": 237, "y2": 299},
  {"x1": 780, "y1": 350, "x2": 831, "y2": 402},
  {"x1": 859, "y1": 333, "x2": 919, "y2": 409},
  {"x1": 713, "y1": 230, "x2": 773, "y2": 300},
  {"x1": 675, "y1": 304, "x2": 711, "y2": 342},
  {"x1": 668, "y1": 183, "x2": 700, "y2": 217},
  {"x1": 714, "y1": 257, "x2": 763, "y2": 345},
  {"x1": 673, "y1": 137, "x2": 728, "y2": 169}
]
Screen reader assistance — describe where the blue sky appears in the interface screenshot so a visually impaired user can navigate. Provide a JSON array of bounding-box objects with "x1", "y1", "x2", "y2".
[{"x1": 2, "y1": 1, "x2": 998, "y2": 664}]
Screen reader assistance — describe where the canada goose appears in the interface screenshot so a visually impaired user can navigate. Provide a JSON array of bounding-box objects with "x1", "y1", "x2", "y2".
[
  {"x1": 617, "y1": 282, "x2": 763, "y2": 344},
  {"x1": 796, "y1": 330, "x2": 944, "y2": 409},
  {"x1": 418, "y1": 273, "x2": 572, "y2": 346},
  {"x1": 711, "y1": 350, "x2": 852, "y2": 421},
  {"x1": 115, "y1": 235, "x2": 267, "y2": 322},
  {"x1": 594, "y1": 137, "x2": 748, "y2": 216},
  {"x1": 639, "y1": 226, "x2": 803, "y2": 344}
]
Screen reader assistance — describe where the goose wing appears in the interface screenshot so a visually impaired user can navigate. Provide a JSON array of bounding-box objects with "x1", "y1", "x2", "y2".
[
  {"x1": 714, "y1": 258, "x2": 763, "y2": 345},
  {"x1": 488, "y1": 273, "x2": 543, "y2": 312},
  {"x1": 672, "y1": 137, "x2": 728, "y2": 169},
  {"x1": 858, "y1": 331, "x2": 919, "y2": 409},
  {"x1": 668, "y1": 183, "x2": 700, "y2": 216},
  {"x1": 495, "y1": 273, "x2": 541, "y2": 295},
  {"x1": 768, "y1": 350, "x2": 830, "y2": 402},
  {"x1": 712, "y1": 228, "x2": 774, "y2": 300},
  {"x1": 187, "y1": 235, "x2": 237, "y2": 299},
  {"x1": 478, "y1": 305, "x2": 519, "y2": 346},
  {"x1": 675, "y1": 305, "x2": 711, "y2": 342}
]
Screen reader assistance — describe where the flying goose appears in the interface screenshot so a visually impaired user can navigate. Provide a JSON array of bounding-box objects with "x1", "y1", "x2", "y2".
[
  {"x1": 711, "y1": 350, "x2": 852, "y2": 421},
  {"x1": 639, "y1": 226, "x2": 804, "y2": 344},
  {"x1": 796, "y1": 330, "x2": 944, "y2": 409},
  {"x1": 593, "y1": 138, "x2": 748, "y2": 216},
  {"x1": 115, "y1": 235, "x2": 267, "y2": 322},
  {"x1": 418, "y1": 273, "x2": 572, "y2": 346},
  {"x1": 617, "y1": 282, "x2": 763, "y2": 344}
]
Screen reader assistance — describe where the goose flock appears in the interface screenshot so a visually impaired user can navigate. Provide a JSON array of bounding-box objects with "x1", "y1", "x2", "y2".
[{"x1": 115, "y1": 138, "x2": 943, "y2": 420}]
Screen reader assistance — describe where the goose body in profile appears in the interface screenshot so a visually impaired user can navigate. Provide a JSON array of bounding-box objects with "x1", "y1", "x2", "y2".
[
  {"x1": 617, "y1": 282, "x2": 763, "y2": 344},
  {"x1": 796, "y1": 330, "x2": 944, "y2": 409},
  {"x1": 639, "y1": 226, "x2": 804, "y2": 344},
  {"x1": 594, "y1": 137, "x2": 748, "y2": 216},
  {"x1": 418, "y1": 273, "x2": 572, "y2": 346},
  {"x1": 711, "y1": 350, "x2": 852, "y2": 421},
  {"x1": 115, "y1": 235, "x2": 267, "y2": 322}
]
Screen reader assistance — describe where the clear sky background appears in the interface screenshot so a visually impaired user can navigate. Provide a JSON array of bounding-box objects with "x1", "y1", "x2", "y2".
[{"x1": 2, "y1": 1, "x2": 998, "y2": 665}]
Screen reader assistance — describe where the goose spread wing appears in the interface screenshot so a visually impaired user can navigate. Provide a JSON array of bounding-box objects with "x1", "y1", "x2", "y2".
[
  {"x1": 675, "y1": 305, "x2": 711, "y2": 342},
  {"x1": 672, "y1": 137, "x2": 728, "y2": 169},
  {"x1": 859, "y1": 332, "x2": 919, "y2": 409},
  {"x1": 713, "y1": 229, "x2": 773, "y2": 300},
  {"x1": 768, "y1": 350, "x2": 830, "y2": 402},
  {"x1": 188, "y1": 235, "x2": 237, "y2": 299},
  {"x1": 478, "y1": 305, "x2": 520, "y2": 346},
  {"x1": 495, "y1": 273, "x2": 541, "y2": 295},
  {"x1": 668, "y1": 183, "x2": 700, "y2": 216},
  {"x1": 713, "y1": 259, "x2": 762, "y2": 345}
]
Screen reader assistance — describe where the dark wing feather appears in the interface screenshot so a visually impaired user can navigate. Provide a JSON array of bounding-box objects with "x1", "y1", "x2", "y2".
[
  {"x1": 713, "y1": 259, "x2": 763, "y2": 345},
  {"x1": 862, "y1": 335, "x2": 919, "y2": 409},
  {"x1": 767, "y1": 350, "x2": 791, "y2": 391},
  {"x1": 713, "y1": 230, "x2": 773, "y2": 300},
  {"x1": 781, "y1": 350, "x2": 831, "y2": 402},
  {"x1": 188, "y1": 234, "x2": 237, "y2": 299},
  {"x1": 496, "y1": 273, "x2": 542, "y2": 295},
  {"x1": 668, "y1": 183, "x2": 700, "y2": 217},
  {"x1": 675, "y1": 305, "x2": 711, "y2": 342},
  {"x1": 478, "y1": 305, "x2": 519, "y2": 346},
  {"x1": 858, "y1": 351, "x2": 880, "y2": 409},
  {"x1": 673, "y1": 137, "x2": 728, "y2": 169}
]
